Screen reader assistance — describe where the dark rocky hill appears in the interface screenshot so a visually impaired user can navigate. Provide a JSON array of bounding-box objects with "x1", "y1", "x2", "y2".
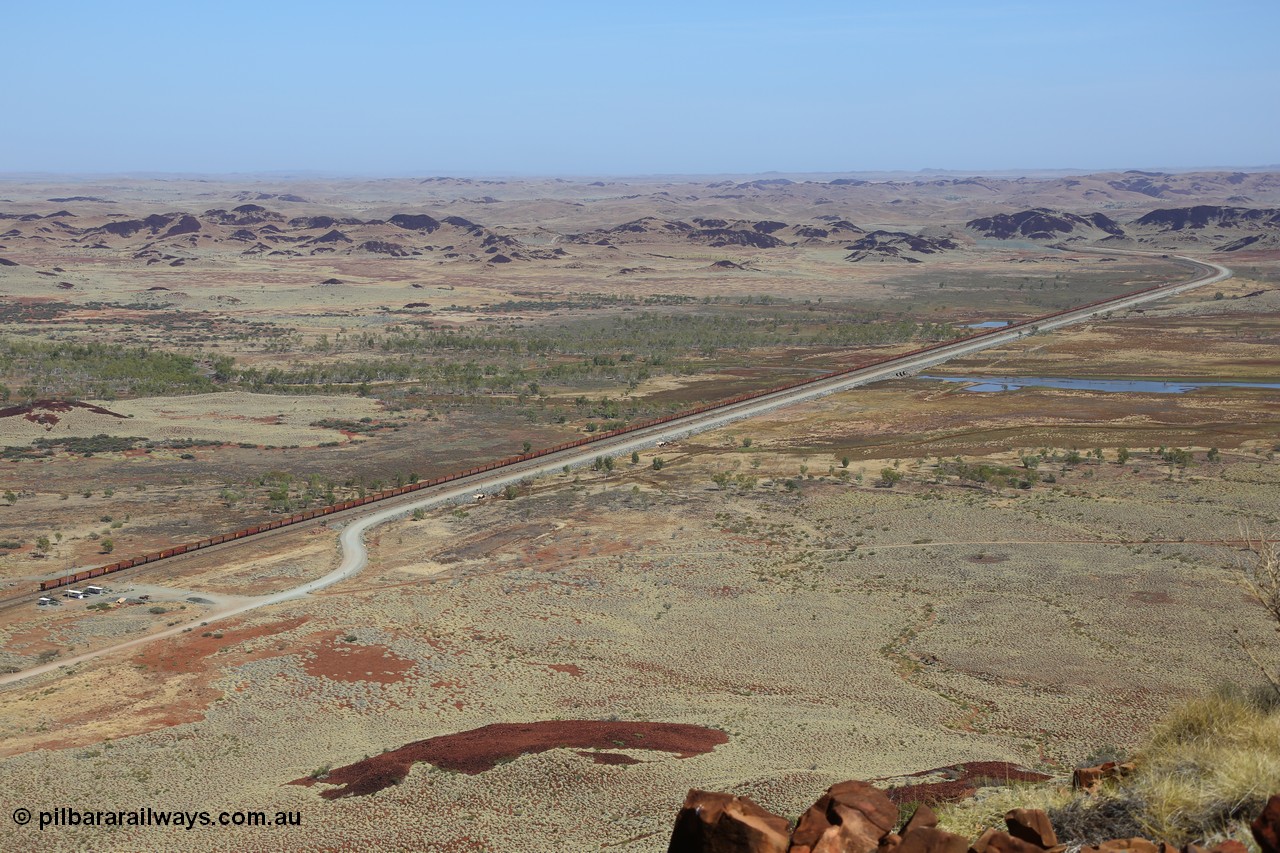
[
  {"x1": 845, "y1": 230, "x2": 959, "y2": 263},
  {"x1": 1133, "y1": 205, "x2": 1280, "y2": 231},
  {"x1": 967, "y1": 208, "x2": 1125, "y2": 241}
]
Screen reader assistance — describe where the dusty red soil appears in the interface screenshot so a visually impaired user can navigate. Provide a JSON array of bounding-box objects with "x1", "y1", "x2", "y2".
[
  {"x1": 134, "y1": 615, "x2": 310, "y2": 676},
  {"x1": 301, "y1": 636, "x2": 415, "y2": 684},
  {"x1": 4, "y1": 625, "x2": 63, "y2": 656},
  {"x1": 880, "y1": 762, "x2": 1052, "y2": 805},
  {"x1": 291, "y1": 721, "x2": 729, "y2": 798},
  {"x1": 8, "y1": 615, "x2": 315, "y2": 755}
]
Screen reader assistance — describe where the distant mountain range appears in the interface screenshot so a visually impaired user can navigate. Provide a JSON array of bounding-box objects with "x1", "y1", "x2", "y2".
[{"x1": 2, "y1": 169, "x2": 1279, "y2": 267}]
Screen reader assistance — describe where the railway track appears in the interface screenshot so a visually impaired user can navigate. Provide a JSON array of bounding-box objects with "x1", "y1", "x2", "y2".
[{"x1": 22, "y1": 250, "x2": 1231, "y2": 599}]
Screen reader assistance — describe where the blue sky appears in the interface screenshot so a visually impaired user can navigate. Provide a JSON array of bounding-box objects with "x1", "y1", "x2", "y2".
[{"x1": 3, "y1": 0, "x2": 1277, "y2": 175}]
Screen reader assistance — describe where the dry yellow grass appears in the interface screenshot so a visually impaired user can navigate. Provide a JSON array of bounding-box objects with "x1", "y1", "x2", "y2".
[{"x1": 937, "y1": 687, "x2": 1280, "y2": 847}]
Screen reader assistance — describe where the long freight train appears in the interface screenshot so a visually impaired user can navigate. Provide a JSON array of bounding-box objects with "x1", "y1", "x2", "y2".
[{"x1": 35, "y1": 273, "x2": 1185, "y2": 593}]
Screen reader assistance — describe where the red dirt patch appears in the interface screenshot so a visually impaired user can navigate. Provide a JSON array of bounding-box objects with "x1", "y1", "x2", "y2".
[
  {"x1": 879, "y1": 762, "x2": 1052, "y2": 806},
  {"x1": 0, "y1": 399, "x2": 128, "y2": 422},
  {"x1": 133, "y1": 615, "x2": 309, "y2": 676},
  {"x1": 15, "y1": 616, "x2": 313, "y2": 755},
  {"x1": 547, "y1": 663, "x2": 583, "y2": 676},
  {"x1": 301, "y1": 637, "x2": 415, "y2": 684},
  {"x1": 291, "y1": 721, "x2": 728, "y2": 798},
  {"x1": 5, "y1": 625, "x2": 63, "y2": 656}
]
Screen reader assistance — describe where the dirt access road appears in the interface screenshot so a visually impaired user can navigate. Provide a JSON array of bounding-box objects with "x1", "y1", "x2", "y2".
[{"x1": 0, "y1": 252, "x2": 1230, "y2": 687}]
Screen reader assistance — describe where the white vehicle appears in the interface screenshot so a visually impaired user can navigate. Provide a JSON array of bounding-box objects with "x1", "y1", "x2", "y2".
[
  {"x1": 37, "y1": 597, "x2": 54, "y2": 606},
  {"x1": 85, "y1": 585, "x2": 105, "y2": 595},
  {"x1": 64, "y1": 589, "x2": 86, "y2": 599}
]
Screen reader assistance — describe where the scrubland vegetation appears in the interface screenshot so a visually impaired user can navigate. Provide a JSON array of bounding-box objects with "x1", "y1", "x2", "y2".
[
  {"x1": 0, "y1": 307, "x2": 957, "y2": 402},
  {"x1": 1, "y1": 172, "x2": 1278, "y2": 852}
]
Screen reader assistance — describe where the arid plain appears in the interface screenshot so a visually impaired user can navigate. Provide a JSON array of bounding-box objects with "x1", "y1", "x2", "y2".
[{"x1": 0, "y1": 171, "x2": 1278, "y2": 850}]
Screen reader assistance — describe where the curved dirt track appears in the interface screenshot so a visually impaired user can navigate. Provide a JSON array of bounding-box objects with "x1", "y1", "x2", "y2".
[{"x1": 0, "y1": 252, "x2": 1231, "y2": 687}]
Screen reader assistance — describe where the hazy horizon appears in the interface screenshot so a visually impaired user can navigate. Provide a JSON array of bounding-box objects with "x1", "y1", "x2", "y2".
[{"x1": 4, "y1": 0, "x2": 1277, "y2": 174}]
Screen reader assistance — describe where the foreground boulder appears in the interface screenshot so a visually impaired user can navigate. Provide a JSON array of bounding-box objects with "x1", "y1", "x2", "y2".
[
  {"x1": 972, "y1": 828, "x2": 1053, "y2": 853},
  {"x1": 790, "y1": 780, "x2": 899, "y2": 853},
  {"x1": 900, "y1": 804, "x2": 939, "y2": 836},
  {"x1": 1255, "y1": 794, "x2": 1280, "y2": 853},
  {"x1": 667, "y1": 789, "x2": 790, "y2": 853},
  {"x1": 892, "y1": 825, "x2": 971, "y2": 853},
  {"x1": 667, "y1": 781, "x2": 1269, "y2": 853},
  {"x1": 1081, "y1": 839, "x2": 1161, "y2": 853},
  {"x1": 1004, "y1": 809, "x2": 1058, "y2": 849}
]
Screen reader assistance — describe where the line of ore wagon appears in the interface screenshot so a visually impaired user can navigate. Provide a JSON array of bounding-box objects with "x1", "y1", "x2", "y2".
[{"x1": 36, "y1": 274, "x2": 1179, "y2": 593}]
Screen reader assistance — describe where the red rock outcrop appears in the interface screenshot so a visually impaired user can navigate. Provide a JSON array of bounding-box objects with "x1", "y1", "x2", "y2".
[
  {"x1": 1083, "y1": 839, "x2": 1161, "y2": 853},
  {"x1": 667, "y1": 790, "x2": 790, "y2": 853},
  {"x1": 1254, "y1": 794, "x2": 1280, "y2": 853},
  {"x1": 1004, "y1": 808, "x2": 1058, "y2": 848},
  {"x1": 972, "y1": 828, "x2": 1052, "y2": 853},
  {"x1": 900, "y1": 804, "x2": 938, "y2": 836},
  {"x1": 892, "y1": 826, "x2": 971, "y2": 853},
  {"x1": 881, "y1": 763, "x2": 1052, "y2": 807},
  {"x1": 789, "y1": 780, "x2": 899, "y2": 853},
  {"x1": 666, "y1": 783, "x2": 1269, "y2": 853}
]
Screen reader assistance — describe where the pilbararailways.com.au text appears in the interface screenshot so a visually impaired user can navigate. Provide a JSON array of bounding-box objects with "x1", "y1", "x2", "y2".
[{"x1": 13, "y1": 806, "x2": 301, "y2": 831}]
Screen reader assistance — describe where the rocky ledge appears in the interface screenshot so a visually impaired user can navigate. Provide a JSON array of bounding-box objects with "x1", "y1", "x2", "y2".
[{"x1": 667, "y1": 779, "x2": 1280, "y2": 853}]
